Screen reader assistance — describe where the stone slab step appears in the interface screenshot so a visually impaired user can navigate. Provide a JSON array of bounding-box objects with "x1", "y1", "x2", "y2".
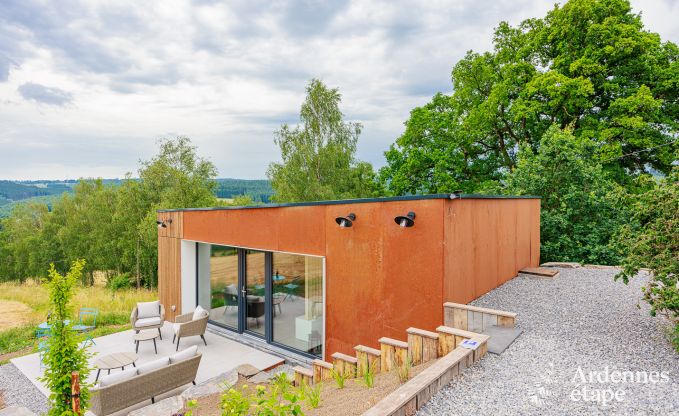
[
  {"x1": 541, "y1": 262, "x2": 581, "y2": 268},
  {"x1": 481, "y1": 325, "x2": 522, "y2": 355}
]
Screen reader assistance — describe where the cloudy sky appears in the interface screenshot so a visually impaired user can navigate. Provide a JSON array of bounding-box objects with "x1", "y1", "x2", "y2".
[{"x1": 1, "y1": 0, "x2": 677, "y2": 180}]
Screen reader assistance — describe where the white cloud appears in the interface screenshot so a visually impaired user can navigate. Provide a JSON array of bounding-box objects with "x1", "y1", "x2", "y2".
[{"x1": 0, "y1": 0, "x2": 676, "y2": 180}]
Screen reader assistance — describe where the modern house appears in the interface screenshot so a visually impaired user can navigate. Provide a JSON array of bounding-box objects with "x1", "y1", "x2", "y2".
[{"x1": 156, "y1": 193, "x2": 540, "y2": 361}]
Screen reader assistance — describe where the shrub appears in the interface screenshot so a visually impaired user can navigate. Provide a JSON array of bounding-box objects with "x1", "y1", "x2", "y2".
[
  {"x1": 615, "y1": 168, "x2": 679, "y2": 351},
  {"x1": 219, "y1": 374, "x2": 305, "y2": 415},
  {"x1": 362, "y1": 360, "x2": 377, "y2": 388},
  {"x1": 40, "y1": 260, "x2": 92, "y2": 415},
  {"x1": 300, "y1": 380, "x2": 322, "y2": 408},
  {"x1": 107, "y1": 273, "x2": 132, "y2": 292}
]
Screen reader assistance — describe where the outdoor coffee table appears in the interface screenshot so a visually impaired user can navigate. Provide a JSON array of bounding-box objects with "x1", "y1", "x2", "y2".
[
  {"x1": 93, "y1": 352, "x2": 138, "y2": 382},
  {"x1": 134, "y1": 330, "x2": 159, "y2": 354}
]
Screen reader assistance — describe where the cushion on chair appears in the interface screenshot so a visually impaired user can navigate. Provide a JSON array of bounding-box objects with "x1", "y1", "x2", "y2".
[
  {"x1": 192, "y1": 305, "x2": 208, "y2": 321},
  {"x1": 135, "y1": 317, "x2": 162, "y2": 328},
  {"x1": 136, "y1": 357, "x2": 169, "y2": 375},
  {"x1": 137, "y1": 301, "x2": 160, "y2": 319},
  {"x1": 172, "y1": 323, "x2": 181, "y2": 334},
  {"x1": 99, "y1": 368, "x2": 137, "y2": 387},
  {"x1": 169, "y1": 345, "x2": 198, "y2": 363}
]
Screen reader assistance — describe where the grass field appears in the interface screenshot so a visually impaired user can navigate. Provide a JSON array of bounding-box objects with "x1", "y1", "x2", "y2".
[{"x1": 0, "y1": 281, "x2": 157, "y2": 363}]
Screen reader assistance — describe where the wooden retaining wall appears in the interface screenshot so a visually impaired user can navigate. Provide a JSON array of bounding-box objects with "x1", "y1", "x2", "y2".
[
  {"x1": 362, "y1": 334, "x2": 489, "y2": 416},
  {"x1": 443, "y1": 302, "x2": 516, "y2": 331}
]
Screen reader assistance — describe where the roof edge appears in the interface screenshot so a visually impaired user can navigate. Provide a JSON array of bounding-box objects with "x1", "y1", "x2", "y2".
[{"x1": 157, "y1": 193, "x2": 540, "y2": 213}]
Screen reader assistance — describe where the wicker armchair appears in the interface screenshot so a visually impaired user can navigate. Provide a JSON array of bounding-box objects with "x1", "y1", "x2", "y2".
[
  {"x1": 130, "y1": 302, "x2": 165, "y2": 340},
  {"x1": 172, "y1": 309, "x2": 209, "y2": 351}
]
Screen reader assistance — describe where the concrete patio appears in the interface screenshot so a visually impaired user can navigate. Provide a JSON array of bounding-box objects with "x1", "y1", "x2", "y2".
[{"x1": 11, "y1": 321, "x2": 285, "y2": 413}]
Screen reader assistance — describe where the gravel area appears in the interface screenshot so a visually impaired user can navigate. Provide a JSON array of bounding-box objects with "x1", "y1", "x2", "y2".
[
  {"x1": 0, "y1": 362, "x2": 48, "y2": 414},
  {"x1": 418, "y1": 267, "x2": 679, "y2": 415}
]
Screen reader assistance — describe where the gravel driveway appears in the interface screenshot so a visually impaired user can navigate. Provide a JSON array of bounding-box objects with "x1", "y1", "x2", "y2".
[
  {"x1": 0, "y1": 362, "x2": 48, "y2": 414},
  {"x1": 418, "y1": 267, "x2": 679, "y2": 416}
]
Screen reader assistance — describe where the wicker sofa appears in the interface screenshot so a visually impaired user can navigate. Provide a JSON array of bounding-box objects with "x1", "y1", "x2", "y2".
[{"x1": 89, "y1": 352, "x2": 202, "y2": 416}]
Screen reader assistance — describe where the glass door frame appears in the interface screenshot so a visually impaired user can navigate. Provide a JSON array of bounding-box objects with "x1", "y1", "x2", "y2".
[{"x1": 194, "y1": 242, "x2": 325, "y2": 359}]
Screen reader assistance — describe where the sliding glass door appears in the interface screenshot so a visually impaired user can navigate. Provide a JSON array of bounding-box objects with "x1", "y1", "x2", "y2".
[
  {"x1": 245, "y1": 249, "x2": 266, "y2": 336},
  {"x1": 196, "y1": 243, "x2": 324, "y2": 358}
]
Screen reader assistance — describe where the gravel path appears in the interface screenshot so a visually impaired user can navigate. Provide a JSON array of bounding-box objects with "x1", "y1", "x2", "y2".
[
  {"x1": 0, "y1": 362, "x2": 48, "y2": 414},
  {"x1": 418, "y1": 267, "x2": 679, "y2": 415}
]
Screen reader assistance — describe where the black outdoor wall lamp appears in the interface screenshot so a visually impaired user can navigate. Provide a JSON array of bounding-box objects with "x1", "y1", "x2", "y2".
[
  {"x1": 335, "y1": 213, "x2": 356, "y2": 228},
  {"x1": 156, "y1": 218, "x2": 173, "y2": 228},
  {"x1": 394, "y1": 211, "x2": 416, "y2": 228}
]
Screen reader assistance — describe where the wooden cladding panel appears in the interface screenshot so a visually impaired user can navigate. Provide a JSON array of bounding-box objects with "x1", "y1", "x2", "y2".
[
  {"x1": 157, "y1": 211, "x2": 183, "y2": 239},
  {"x1": 158, "y1": 236, "x2": 181, "y2": 321}
]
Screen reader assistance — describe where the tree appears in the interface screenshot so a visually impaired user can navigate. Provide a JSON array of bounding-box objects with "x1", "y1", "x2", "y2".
[
  {"x1": 40, "y1": 259, "x2": 92, "y2": 416},
  {"x1": 381, "y1": 0, "x2": 679, "y2": 194},
  {"x1": 267, "y1": 79, "x2": 381, "y2": 202},
  {"x1": 614, "y1": 167, "x2": 679, "y2": 351},
  {"x1": 505, "y1": 125, "x2": 629, "y2": 264},
  {"x1": 114, "y1": 136, "x2": 218, "y2": 288}
]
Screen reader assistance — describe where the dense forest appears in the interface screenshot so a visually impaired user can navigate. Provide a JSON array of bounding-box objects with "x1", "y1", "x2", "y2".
[{"x1": 0, "y1": 178, "x2": 273, "y2": 218}]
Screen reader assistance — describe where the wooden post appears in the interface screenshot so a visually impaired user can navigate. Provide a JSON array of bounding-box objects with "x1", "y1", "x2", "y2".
[{"x1": 71, "y1": 371, "x2": 81, "y2": 415}]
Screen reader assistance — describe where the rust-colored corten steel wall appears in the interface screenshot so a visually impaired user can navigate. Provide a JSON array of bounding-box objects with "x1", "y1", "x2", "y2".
[
  {"x1": 160, "y1": 196, "x2": 540, "y2": 358},
  {"x1": 443, "y1": 198, "x2": 540, "y2": 305}
]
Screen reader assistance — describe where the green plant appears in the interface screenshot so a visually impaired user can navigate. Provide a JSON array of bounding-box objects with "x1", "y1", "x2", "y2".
[
  {"x1": 220, "y1": 386, "x2": 251, "y2": 415},
  {"x1": 107, "y1": 273, "x2": 132, "y2": 292},
  {"x1": 300, "y1": 380, "x2": 322, "y2": 408},
  {"x1": 395, "y1": 356, "x2": 412, "y2": 384},
  {"x1": 39, "y1": 259, "x2": 92, "y2": 416},
  {"x1": 219, "y1": 375, "x2": 305, "y2": 415},
  {"x1": 615, "y1": 167, "x2": 679, "y2": 351},
  {"x1": 330, "y1": 368, "x2": 346, "y2": 389},
  {"x1": 362, "y1": 359, "x2": 377, "y2": 388}
]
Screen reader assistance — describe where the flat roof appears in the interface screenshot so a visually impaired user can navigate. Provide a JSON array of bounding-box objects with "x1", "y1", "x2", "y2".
[{"x1": 158, "y1": 193, "x2": 540, "y2": 213}]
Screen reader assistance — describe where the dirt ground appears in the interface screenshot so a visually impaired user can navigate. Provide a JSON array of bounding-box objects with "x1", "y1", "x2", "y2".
[
  {"x1": 184, "y1": 361, "x2": 434, "y2": 416},
  {"x1": 0, "y1": 300, "x2": 33, "y2": 331}
]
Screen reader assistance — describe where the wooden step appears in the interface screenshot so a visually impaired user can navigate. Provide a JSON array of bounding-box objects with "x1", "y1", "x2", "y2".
[
  {"x1": 331, "y1": 352, "x2": 357, "y2": 378},
  {"x1": 312, "y1": 359, "x2": 333, "y2": 383},
  {"x1": 378, "y1": 337, "x2": 408, "y2": 349},
  {"x1": 436, "y1": 325, "x2": 478, "y2": 356},
  {"x1": 407, "y1": 328, "x2": 439, "y2": 364},
  {"x1": 378, "y1": 337, "x2": 408, "y2": 371},
  {"x1": 355, "y1": 345, "x2": 381, "y2": 375},
  {"x1": 519, "y1": 266, "x2": 559, "y2": 278},
  {"x1": 293, "y1": 366, "x2": 313, "y2": 386}
]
